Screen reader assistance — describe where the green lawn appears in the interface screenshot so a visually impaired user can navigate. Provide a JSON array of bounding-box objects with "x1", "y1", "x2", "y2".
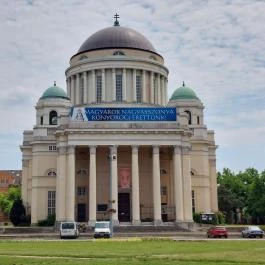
[{"x1": 0, "y1": 238, "x2": 265, "y2": 265}]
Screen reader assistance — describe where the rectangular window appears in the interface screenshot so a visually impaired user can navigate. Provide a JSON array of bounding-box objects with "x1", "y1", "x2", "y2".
[
  {"x1": 49, "y1": 145, "x2": 57, "y2": 151},
  {"x1": 77, "y1": 186, "x2": 86, "y2": 196},
  {"x1": 48, "y1": 191, "x2": 56, "y2": 215},
  {"x1": 96, "y1": 75, "x2": 102, "y2": 102},
  {"x1": 116, "y1": 74, "x2": 123, "y2": 101},
  {"x1": 97, "y1": 204, "x2": 108, "y2": 211},
  {"x1": 192, "y1": 190, "x2": 195, "y2": 213},
  {"x1": 136, "y1": 75, "x2": 142, "y2": 103},
  {"x1": 161, "y1": 186, "x2": 167, "y2": 196}
]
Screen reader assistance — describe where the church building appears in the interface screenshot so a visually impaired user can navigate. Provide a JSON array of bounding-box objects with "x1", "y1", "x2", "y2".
[{"x1": 21, "y1": 16, "x2": 218, "y2": 227}]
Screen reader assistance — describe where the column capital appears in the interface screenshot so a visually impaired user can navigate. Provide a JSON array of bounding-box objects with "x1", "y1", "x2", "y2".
[
  {"x1": 112, "y1": 68, "x2": 115, "y2": 73},
  {"x1": 67, "y1": 145, "x2": 76, "y2": 154},
  {"x1": 109, "y1": 145, "x2": 118, "y2": 154},
  {"x1": 152, "y1": 145, "x2": 159, "y2": 154},
  {"x1": 58, "y1": 146, "x2": 67, "y2": 155},
  {"x1": 182, "y1": 146, "x2": 191, "y2": 155},
  {"x1": 131, "y1": 145, "x2": 139, "y2": 154},
  {"x1": 173, "y1": 145, "x2": 181, "y2": 154},
  {"x1": 89, "y1": 145, "x2": 97, "y2": 155}
]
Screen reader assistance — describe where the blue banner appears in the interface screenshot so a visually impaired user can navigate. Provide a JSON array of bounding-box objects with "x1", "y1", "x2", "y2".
[{"x1": 71, "y1": 107, "x2": 177, "y2": 122}]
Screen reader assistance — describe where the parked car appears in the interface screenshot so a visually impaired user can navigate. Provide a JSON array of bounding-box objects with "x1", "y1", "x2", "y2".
[
  {"x1": 94, "y1": 221, "x2": 111, "y2": 238},
  {"x1": 242, "y1": 226, "x2": 264, "y2": 238},
  {"x1": 60, "y1": 221, "x2": 79, "y2": 239},
  {"x1": 207, "y1": 226, "x2": 228, "y2": 238}
]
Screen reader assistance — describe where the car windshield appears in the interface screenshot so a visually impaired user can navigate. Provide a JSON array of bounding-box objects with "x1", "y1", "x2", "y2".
[
  {"x1": 95, "y1": 222, "x2": 109, "y2": 228},
  {"x1": 62, "y1": 223, "x2": 75, "y2": 229}
]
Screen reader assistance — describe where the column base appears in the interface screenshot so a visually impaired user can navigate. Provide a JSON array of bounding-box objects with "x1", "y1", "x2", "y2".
[
  {"x1": 153, "y1": 219, "x2": 163, "y2": 226},
  {"x1": 132, "y1": 220, "x2": 141, "y2": 226},
  {"x1": 175, "y1": 220, "x2": 194, "y2": 231}
]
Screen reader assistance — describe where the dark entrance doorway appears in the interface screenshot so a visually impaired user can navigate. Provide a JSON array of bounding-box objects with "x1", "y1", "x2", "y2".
[
  {"x1": 77, "y1": 203, "x2": 86, "y2": 222},
  {"x1": 118, "y1": 193, "x2": 130, "y2": 222}
]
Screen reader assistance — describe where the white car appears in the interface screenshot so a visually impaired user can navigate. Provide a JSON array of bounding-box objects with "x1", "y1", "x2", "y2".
[
  {"x1": 94, "y1": 221, "x2": 111, "y2": 238},
  {"x1": 242, "y1": 226, "x2": 264, "y2": 238},
  {"x1": 60, "y1": 222, "x2": 79, "y2": 239}
]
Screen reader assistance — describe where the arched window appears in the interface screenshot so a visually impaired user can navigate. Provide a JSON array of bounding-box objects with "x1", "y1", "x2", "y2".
[
  {"x1": 45, "y1": 168, "x2": 57, "y2": 176},
  {"x1": 79, "y1": 55, "x2": 88, "y2": 60},
  {"x1": 149, "y1": 55, "x2": 157, "y2": 61},
  {"x1": 184, "y1": 110, "x2": 192, "y2": 125},
  {"x1": 197, "y1": 116, "x2": 200, "y2": 125},
  {"x1": 49, "y1": 111, "x2": 58, "y2": 125},
  {"x1": 113, "y1": 51, "x2": 125, "y2": 56},
  {"x1": 40, "y1": 116, "x2": 43, "y2": 125}
]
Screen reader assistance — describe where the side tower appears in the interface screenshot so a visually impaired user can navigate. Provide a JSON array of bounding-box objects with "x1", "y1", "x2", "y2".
[
  {"x1": 168, "y1": 83, "x2": 218, "y2": 213},
  {"x1": 20, "y1": 84, "x2": 71, "y2": 223}
]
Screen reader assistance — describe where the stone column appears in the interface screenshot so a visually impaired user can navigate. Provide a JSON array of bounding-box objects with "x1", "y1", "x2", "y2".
[
  {"x1": 75, "y1": 74, "x2": 80, "y2": 105},
  {"x1": 109, "y1": 145, "x2": 119, "y2": 224},
  {"x1": 133, "y1": 69, "x2": 137, "y2": 101},
  {"x1": 122, "y1": 68, "x2": 127, "y2": 101},
  {"x1": 89, "y1": 146, "x2": 97, "y2": 226},
  {"x1": 21, "y1": 159, "x2": 29, "y2": 210},
  {"x1": 161, "y1": 76, "x2": 165, "y2": 106},
  {"x1": 66, "y1": 145, "x2": 76, "y2": 221},
  {"x1": 66, "y1": 78, "x2": 70, "y2": 99},
  {"x1": 173, "y1": 145, "x2": 184, "y2": 222},
  {"x1": 56, "y1": 146, "x2": 67, "y2": 222},
  {"x1": 152, "y1": 145, "x2": 162, "y2": 225},
  {"x1": 71, "y1": 76, "x2": 75, "y2": 104},
  {"x1": 132, "y1": 146, "x2": 140, "y2": 224},
  {"x1": 112, "y1": 69, "x2": 116, "y2": 101},
  {"x1": 102, "y1": 69, "x2": 106, "y2": 101},
  {"x1": 157, "y1": 74, "x2": 161, "y2": 104},
  {"x1": 31, "y1": 155, "x2": 38, "y2": 224},
  {"x1": 209, "y1": 159, "x2": 218, "y2": 212},
  {"x1": 83, "y1": 72, "x2": 87, "y2": 104},
  {"x1": 165, "y1": 78, "x2": 168, "y2": 104},
  {"x1": 142, "y1": 70, "x2": 146, "y2": 102},
  {"x1": 91, "y1": 70, "x2": 96, "y2": 102},
  {"x1": 182, "y1": 146, "x2": 193, "y2": 222},
  {"x1": 150, "y1": 72, "x2": 154, "y2": 104}
]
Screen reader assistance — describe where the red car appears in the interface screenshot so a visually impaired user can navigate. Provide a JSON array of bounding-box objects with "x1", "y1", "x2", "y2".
[{"x1": 207, "y1": 226, "x2": 228, "y2": 238}]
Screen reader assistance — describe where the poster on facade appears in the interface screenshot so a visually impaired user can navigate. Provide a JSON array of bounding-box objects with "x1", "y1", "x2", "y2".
[
  {"x1": 119, "y1": 168, "x2": 131, "y2": 188},
  {"x1": 70, "y1": 107, "x2": 177, "y2": 122}
]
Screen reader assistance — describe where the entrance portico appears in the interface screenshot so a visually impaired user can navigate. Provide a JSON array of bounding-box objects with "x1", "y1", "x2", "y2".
[{"x1": 55, "y1": 142, "x2": 193, "y2": 226}]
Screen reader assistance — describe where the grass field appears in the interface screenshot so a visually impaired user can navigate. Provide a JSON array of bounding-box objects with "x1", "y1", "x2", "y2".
[{"x1": 0, "y1": 238, "x2": 265, "y2": 265}]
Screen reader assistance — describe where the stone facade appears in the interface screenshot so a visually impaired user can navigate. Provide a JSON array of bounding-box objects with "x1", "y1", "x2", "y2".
[{"x1": 20, "y1": 22, "x2": 218, "y2": 226}]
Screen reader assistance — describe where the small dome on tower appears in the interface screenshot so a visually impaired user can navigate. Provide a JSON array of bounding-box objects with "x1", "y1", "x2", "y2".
[
  {"x1": 170, "y1": 82, "x2": 199, "y2": 100},
  {"x1": 40, "y1": 82, "x2": 69, "y2": 100}
]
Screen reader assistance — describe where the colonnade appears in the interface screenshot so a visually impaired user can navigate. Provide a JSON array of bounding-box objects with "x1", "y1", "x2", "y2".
[
  {"x1": 66, "y1": 68, "x2": 168, "y2": 106},
  {"x1": 55, "y1": 145, "x2": 193, "y2": 225}
]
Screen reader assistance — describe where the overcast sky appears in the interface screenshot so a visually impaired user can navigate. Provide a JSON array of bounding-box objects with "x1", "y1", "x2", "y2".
[{"x1": 0, "y1": 0, "x2": 265, "y2": 172}]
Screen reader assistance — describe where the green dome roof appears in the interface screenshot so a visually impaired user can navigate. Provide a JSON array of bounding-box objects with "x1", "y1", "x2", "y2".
[
  {"x1": 170, "y1": 83, "x2": 199, "y2": 100},
  {"x1": 40, "y1": 84, "x2": 69, "y2": 100}
]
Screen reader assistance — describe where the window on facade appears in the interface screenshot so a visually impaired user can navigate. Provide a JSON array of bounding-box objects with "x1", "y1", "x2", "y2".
[
  {"x1": 197, "y1": 116, "x2": 200, "y2": 125},
  {"x1": 161, "y1": 186, "x2": 167, "y2": 196},
  {"x1": 160, "y1": 169, "x2": 167, "y2": 175},
  {"x1": 47, "y1": 171, "x2": 56, "y2": 176},
  {"x1": 49, "y1": 111, "x2": 58, "y2": 125},
  {"x1": 96, "y1": 75, "x2": 102, "y2": 102},
  {"x1": 192, "y1": 190, "x2": 195, "y2": 214},
  {"x1": 40, "y1": 116, "x2": 43, "y2": 125},
  {"x1": 149, "y1": 55, "x2": 157, "y2": 61},
  {"x1": 79, "y1": 55, "x2": 88, "y2": 60},
  {"x1": 77, "y1": 186, "x2": 86, "y2": 196},
  {"x1": 116, "y1": 74, "x2": 123, "y2": 101},
  {"x1": 185, "y1": 110, "x2": 192, "y2": 125},
  {"x1": 136, "y1": 75, "x2": 142, "y2": 103},
  {"x1": 113, "y1": 51, "x2": 125, "y2": 56},
  {"x1": 48, "y1": 191, "x2": 56, "y2": 215},
  {"x1": 48, "y1": 145, "x2": 57, "y2": 151},
  {"x1": 77, "y1": 168, "x2": 88, "y2": 176}
]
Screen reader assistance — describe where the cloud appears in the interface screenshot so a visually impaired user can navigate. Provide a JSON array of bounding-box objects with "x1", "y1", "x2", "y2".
[{"x1": 0, "y1": 0, "x2": 265, "y2": 172}]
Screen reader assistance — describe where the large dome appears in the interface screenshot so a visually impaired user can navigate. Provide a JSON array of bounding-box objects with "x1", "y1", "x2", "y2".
[{"x1": 77, "y1": 26, "x2": 158, "y2": 55}]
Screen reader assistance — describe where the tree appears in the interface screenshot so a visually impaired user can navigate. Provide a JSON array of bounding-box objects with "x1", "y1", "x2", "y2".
[
  {"x1": 0, "y1": 186, "x2": 21, "y2": 216},
  {"x1": 9, "y1": 199, "x2": 26, "y2": 226}
]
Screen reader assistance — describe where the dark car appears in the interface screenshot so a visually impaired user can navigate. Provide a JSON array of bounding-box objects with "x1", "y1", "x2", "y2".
[
  {"x1": 207, "y1": 226, "x2": 228, "y2": 238},
  {"x1": 242, "y1": 226, "x2": 264, "y2": 238}
]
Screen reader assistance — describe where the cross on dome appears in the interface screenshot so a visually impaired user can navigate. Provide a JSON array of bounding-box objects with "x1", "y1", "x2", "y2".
[{"x1": 114, "y1": 13, "x2": 120, "y2": 26}]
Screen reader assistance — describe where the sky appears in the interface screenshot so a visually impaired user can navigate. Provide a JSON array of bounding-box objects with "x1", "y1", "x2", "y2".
[{"x1": 0, "y1": 0, "x2": 265, "y2": 173}]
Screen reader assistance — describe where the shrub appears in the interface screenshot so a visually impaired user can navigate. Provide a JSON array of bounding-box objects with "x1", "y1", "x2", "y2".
[
  {"x1": 193, "y1": 212, "x2": 201, "y2": 223},
  {"x1": 9, "y1": 199, "x2": 26, "y2": 226},
  {"x1": 38, "y1": 214, "x2": 55, "y2": 226}
]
